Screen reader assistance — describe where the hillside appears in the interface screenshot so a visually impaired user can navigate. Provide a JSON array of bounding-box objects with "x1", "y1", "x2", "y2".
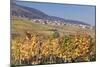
[{"x1": 11, "y1": 2, "x2": 90, "y2": 26}]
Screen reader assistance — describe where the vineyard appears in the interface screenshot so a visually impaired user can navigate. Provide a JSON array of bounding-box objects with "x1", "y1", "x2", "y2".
[
  {"x1": 11, "y1": 31, "x2": 96, "y2": 65},
  {"x1": 11, "y1": 18, "x2": 96, "y2": 66}
]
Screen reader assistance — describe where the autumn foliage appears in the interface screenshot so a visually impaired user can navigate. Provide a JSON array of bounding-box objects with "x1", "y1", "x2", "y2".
[{"x1": 11, "y1": 32, "x2": 96, "y2": 65}]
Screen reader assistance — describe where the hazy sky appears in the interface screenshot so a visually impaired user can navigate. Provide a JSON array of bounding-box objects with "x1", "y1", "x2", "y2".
[{"x1": 15, "y1": 1, "x2": 96, "y2": 26}]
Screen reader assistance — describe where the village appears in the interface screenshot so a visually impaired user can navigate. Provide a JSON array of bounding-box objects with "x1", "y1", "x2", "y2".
[{"x1": 31, "y1": 19, "x2": 93, "y2": 30}]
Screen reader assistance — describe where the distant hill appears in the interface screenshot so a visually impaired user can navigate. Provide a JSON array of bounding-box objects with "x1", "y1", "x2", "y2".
[{"x1": 11, "y1": 1, "x2": 90, "y2": 26}]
